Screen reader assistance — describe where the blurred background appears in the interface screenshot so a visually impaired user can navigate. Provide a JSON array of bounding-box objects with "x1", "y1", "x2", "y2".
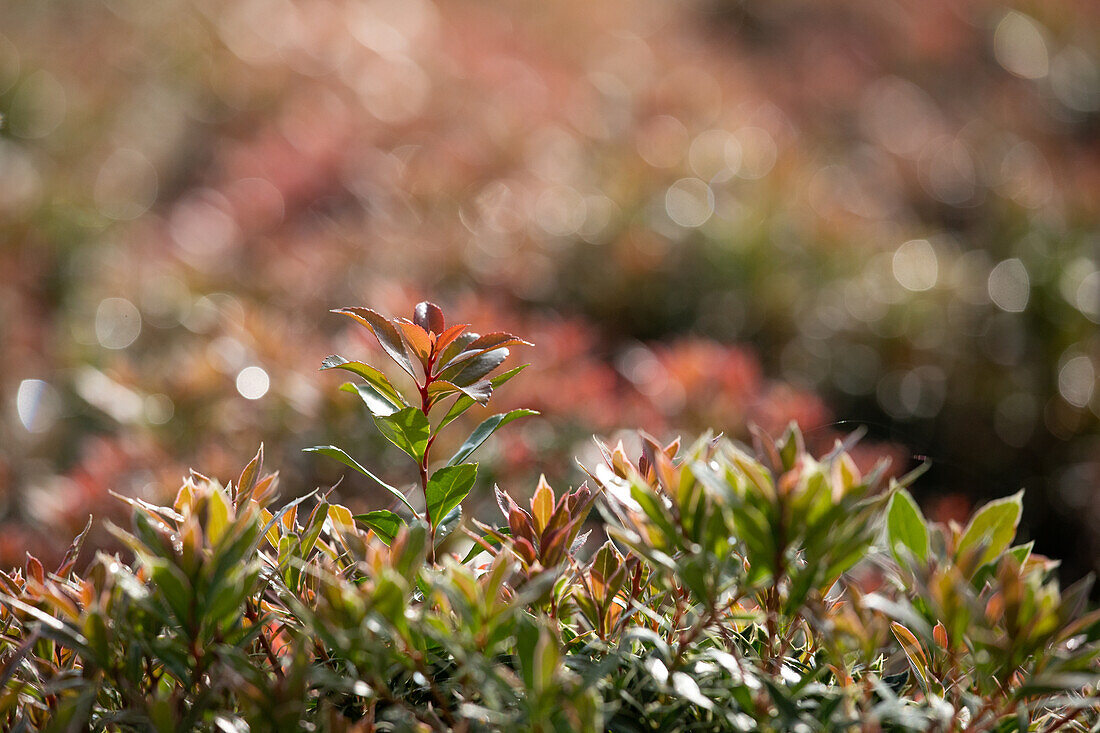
[{"x1": 1, "y1": 0, "x2": 1098, "y2": 586}]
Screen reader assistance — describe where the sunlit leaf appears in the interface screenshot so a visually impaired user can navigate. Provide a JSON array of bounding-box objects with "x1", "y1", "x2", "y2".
[
  {"x1": 355, "y1": 509, "x2": 405, "y2": 545},
  {"x1": 956, "y1": 490, "x2": 1022, "y2": 568},
  {"x1": 331, "y1": 307, "x2": 416, "y2": 378},
  {"x1": 438, "y1": 332, "x2": 532, "y2": 371},
  {"x1": 447, "y1": 409, "x2": 538, "y2": 466},
  {"x1": 426, "y1": 379, "x2": 492, "y2": 407},
  {"x1": 890, "y1": 622, "x2": 929, "y2": 688},
  {"x1": 886, "y1": 488, "x2": 929, "y2": 565},
  {"x1": 339, "y1": 382, "x2": 402, "y2": 418},
  {"x1": 436, "y1": 365, "x2": 529, "y2": 430},
  {"x1": 426, "y1": 463, "x2": 477, "y2": 526},
  {"x1": 413, "y1": 301, "x2": 445, "y2": 335},
  {"x1": 374, "y1": 406, "x2": 431, "y2": 463},
  {"x1": 438, "y1": 347, "x2": 510, "y2": 387},
  {"x1": 322, "y1": 355, "x2": 407, "y2": 408},
  {"x1": 395, "y1": 319, "x2": 432, "y2": 367},
  {"x1": 303, "y1": 445, "x2": 417, "y2": 514}
]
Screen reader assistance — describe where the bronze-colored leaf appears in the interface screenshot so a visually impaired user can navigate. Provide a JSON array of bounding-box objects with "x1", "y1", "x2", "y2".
[
  {"x1": 332, "y1": 307, "x2": 416, "y2": 377},
  {"x1": 237, "y1": 443, "x2": 264, "y2": 505},
  {"x1": 395, "y1": 318, "x2": 433, "y2": 368},
  {"x1": 413, "y1": 301, "x2": 446, "y2": 335}
]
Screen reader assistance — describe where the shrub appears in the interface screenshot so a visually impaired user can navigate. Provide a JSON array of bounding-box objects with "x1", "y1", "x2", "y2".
[{"x1": 1, "y1": 302, "x2": 1097, "y2": 732}]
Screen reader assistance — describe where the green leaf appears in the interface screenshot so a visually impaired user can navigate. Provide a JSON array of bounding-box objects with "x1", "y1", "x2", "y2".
[
  {"x1": 890, "y1": 622, "x2": 929, "y2": 689},
  {"x1": 435, "y1": 504, "x2": 463, "y2": 545},
  {"x1": 436, "y1": 365, "x2": 529, "y2": 430},
  {"x1": 149, "y1": 560, "x2": 194, "y2": 628},
  {"x1": 1008, "y1": 540, "x2": 1034, "y2": 566},
  {"x1": 461, "y1": 526, "x2": 509, "y2": 563},
  {"x1": 533, "y1": 627, "x2": 559, "y2": 694},
  {"x1": 956, "y1": 490, "x2": 1023, "y2": 568},
  {"x1": 886, "y1": 488, "x2": 929, "y2": 565},
  {"x1": 323, "y1": 355, "x2": 407, "y2": 407},
  {"x1": 373, "y1": 406, "x2": 431, "y2": 463},
  {"x1": 776, "y1": 422, "x2": 802, "y2": 472},
  {"x1": 426, "y1": 464, "x2": 477, "y2": 526},
  {"x1": 339, "y1": 382, "x2": 402, "y2": 418},
  {"x1": 300, "y1": 503, "x2": 329, "y2": 557},
  {"x1": 515, "y1": 616, "x2": 539, "y2": 689},
  {"x1": 447, "y1": 409, "x2": 538, "y2": 466},
  {"x1": 303, "y1": 445, "x2": 417, "y2": 514},
  {"x1": 331, "y1": 307, "x2": 417, "y2": 378},
  {"x1": 355, "y1": 509, "x2": 405, "y2": 545}
]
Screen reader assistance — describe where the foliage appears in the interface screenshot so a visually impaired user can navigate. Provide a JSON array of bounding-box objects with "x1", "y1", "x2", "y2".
[
  {"x1": 2, "y1": 303, "x2": 1098, "y2": 732},
  {"x1": 3, "y1": 0, "x2": 1099, "y2": 590}
]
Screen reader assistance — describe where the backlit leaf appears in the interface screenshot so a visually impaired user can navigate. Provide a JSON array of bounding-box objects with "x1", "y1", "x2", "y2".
[
  {"x1": 355, "y1": 509, "x2": 405, "y2": 545},
  {"x1": 886, "y1": 488, "x2": 929, "y2": 565},
  {"x1": 425, "y1": 463, "x2": 477, "y2": 526},
  {"x1": 322, "y1": 355, "x2": 407, "y2": 408},
  {"x1": 956, "y1": 490, "x2": 1022, "y2": 568},
  {"x1": 531, "y1": 476, "x2": 555, "y2": 534},
  {"x1": 433, "y1": 323, "x2": 470, "y2": 356},
  {"x1": 447, "y1": 409, "x2": 538, "y2": 466},
  {"x1": 237, "y1": 444, "x2": 263, "y2": 505},
  {"x1": 436, "y1": 365, "x2": 529, "y2": 430},
  {"x1": 395, "y1": 319, "x2": 432, "y2": 367},
  {"x1": 302, "y1": 445, "x2": 417, "y2": 514},
  {"x1": 413, "y1": 301, "x2": 445, "y2": 335},
  {"x1": 331, "y1": 307, "x2": 416, "y2": 378},
  {"x1": 374, "y1": 406, "x2": 431, "y2": 463},
  {"x1": 439, "y1": 347, "x2": 510, "y2": 387}
]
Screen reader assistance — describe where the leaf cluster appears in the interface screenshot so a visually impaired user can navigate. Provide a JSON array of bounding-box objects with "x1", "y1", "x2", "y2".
[{"x1": 2, "y1": 303, "x2": 1098, "y2": 732}]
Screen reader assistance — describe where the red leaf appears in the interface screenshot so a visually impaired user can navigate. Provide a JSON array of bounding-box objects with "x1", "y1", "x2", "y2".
[
  {"x1": 509, "y1": 505, "x2": 537, "y2": 545},
  {"x1": 413, "y1": 301, "x2": 446, "y2": 335},
  {"x1": 433, "y1": 323, "x2": 470, "y2": 358},
  {"x1": 513, "y1": 536, "x2": 538, "y2": 566},
  {"x1": 25, "y1": 554, "x2": 44, "y2": 585},
  {"x1": 395, "y1": 319, "x2": 432, "y2": 369}
]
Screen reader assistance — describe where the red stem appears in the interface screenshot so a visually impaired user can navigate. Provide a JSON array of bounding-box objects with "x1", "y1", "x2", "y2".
[{"x1": 419, "y1": 349, "x2": 438, "y2": 563}]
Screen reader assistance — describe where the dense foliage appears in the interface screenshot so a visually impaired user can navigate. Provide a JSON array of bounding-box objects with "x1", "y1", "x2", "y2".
[
  {"x1": 2, "y1": 303, "x2": 1097, "y2": 731},
  {"x1": 3, "y1": 0, "x2": 1099, "y2": 588}
]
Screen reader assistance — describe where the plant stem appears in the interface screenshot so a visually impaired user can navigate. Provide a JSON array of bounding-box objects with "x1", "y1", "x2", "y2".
[
  {"x1": 419, "y1": 352, "x2": 438, "y2": 564},
  {"x1": 245, "y1": 601, "x2": 284, "y2": 681}
]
